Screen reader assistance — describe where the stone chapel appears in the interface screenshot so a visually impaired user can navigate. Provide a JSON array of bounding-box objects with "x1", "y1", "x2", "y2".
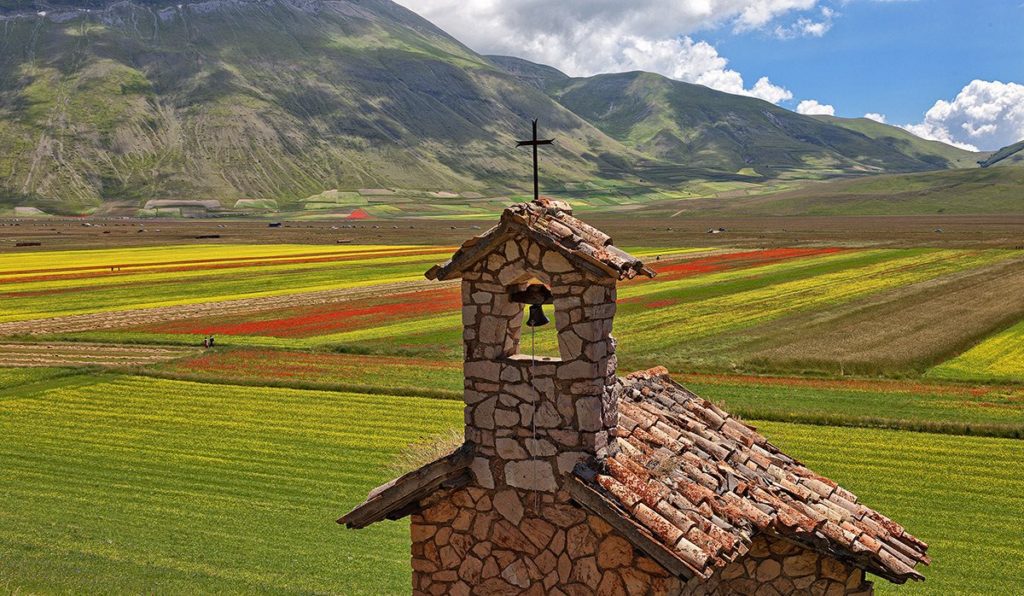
[{"x1": 340, "y1": 198, "x2": 929, "y2": 595}]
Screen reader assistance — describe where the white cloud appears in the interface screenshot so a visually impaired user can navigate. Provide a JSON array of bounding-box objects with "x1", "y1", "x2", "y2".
[
  {"x1": 396, "y1": 0, "x2": 829, "y2": 104},
  {"x1": 614, "y1": 36, "x2": 794, "y2": 103},
  {"x1": 796, "y1": 99, "x2": 835, "y2": 115},
  {"x1": 750, "y1": 76, "x2": 795, "y2": 104},
  {"x1": 773, "y1": 6, "x2": 834, "y2": 38},
  {"x1": 900, "y1": 80, "x2": 1024, "y2": 151},
  {"x1": 863, "y1": 112, "x2": 887, "y2": 123}
]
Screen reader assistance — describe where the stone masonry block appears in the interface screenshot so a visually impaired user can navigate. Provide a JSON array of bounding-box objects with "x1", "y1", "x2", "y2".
[{"x1": 505, "y1": 460, "x2": 558, "y2": 492}]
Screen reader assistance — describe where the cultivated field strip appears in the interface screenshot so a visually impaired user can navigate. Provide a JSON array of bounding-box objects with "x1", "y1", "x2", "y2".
[
  {"x1": 0, "y1": 244, "x2": 441, "y2": 279},
  {"x1": 156, "y1": 349, "x2": 464, "y2": 395},
  {"x1": 0, "y1": 367, "x2": 78, "y2": 389},
  {"x1": 0, "y1": 343, "x2": 197, "y2": 367},
  {"x1": 0, "y1": 246, "x2": 453, "y2": 325},
  {"x1": 684, "y1": 375, "x2": 1024, "y2": 437},
  {"x1": 149, "y1": 349, "x2": 1024, "y2": 435},
  {"x1": 615, "y1": 248, "x2": 1014, "y2": 351},
  {"x1": 928, "y1": 318, "x2": 1024, "y2": 382},
  {"x1": 0, "y1": 278, "x2": 457, "y2": 336},
  {"x1": 0, "y1": 375, "x2": 1020, "y2": 593},
  {"x1": 0, "y1": 376, "x2": 462, "y2": 594},
  {"x1": 738, "y1": 254, "x2": 1024, "y2": 374}
]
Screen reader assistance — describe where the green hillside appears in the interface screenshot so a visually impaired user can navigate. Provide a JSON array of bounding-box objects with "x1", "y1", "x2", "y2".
[
  {"x1": 541, "y1": 70, "x2": 982, "y2": 178},
  {"x1": 979, "y1": 140, "x2": 1024, "y2": 168},
  {"x1": 485, "y1": 55, "x2": 569, "y2": 90},
  {"x1": 813, "y1": 115, "x2": 982, "y2": 169},
  {"x1": 0, "y1": 0, "x2": 639, "y2": 214},
  {"x1": 646, "y1": 165, "x2": 1024, "y2": 217}
]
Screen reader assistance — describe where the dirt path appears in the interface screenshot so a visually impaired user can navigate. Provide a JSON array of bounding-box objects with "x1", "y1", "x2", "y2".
[{"x1": 0, "y1": 342, "x2": 199, "y2": 366}]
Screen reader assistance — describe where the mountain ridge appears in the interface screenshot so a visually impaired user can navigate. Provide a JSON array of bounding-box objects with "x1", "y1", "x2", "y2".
[
  {"x1": 518, "y1": 66, "x2": 980, "y2": 177},
  {"x1": 978, "y1": 139, "x2": 1024, "y2": 168},
  {"x1": 0, "y1": 0, "x2": 648, "y2": 214},
  {"x1": 0, "y1": 0, "x2": 987, "y2": 215}
]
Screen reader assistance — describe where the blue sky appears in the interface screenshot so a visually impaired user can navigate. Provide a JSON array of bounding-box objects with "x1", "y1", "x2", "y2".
[
  {"x1": 401, "y1": 0, "x2": 1024, "y2": 151},
  {"x1": 709, "y1": 0, "x2": 1024, "y2": 125}
]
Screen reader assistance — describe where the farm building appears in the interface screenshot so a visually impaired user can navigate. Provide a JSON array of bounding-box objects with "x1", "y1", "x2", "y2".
[{"x1": 340, "y1": 198, "x2": 930, "y2": 595}]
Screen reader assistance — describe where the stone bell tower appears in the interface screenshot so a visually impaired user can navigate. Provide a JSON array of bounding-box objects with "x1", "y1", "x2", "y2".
[
  {"x1": 343, "y1": 198, "x2": 656, "y2": 595},
  {"x1": 425, "y1": 198, "x2": 650, "y2": 495}
]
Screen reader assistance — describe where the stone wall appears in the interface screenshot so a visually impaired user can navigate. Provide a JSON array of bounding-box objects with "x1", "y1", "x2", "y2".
[
  {"x1": 684, "y1": 535, "x2": 874, "y2": 596},
  {"x1": 411, "y1": 486, "x2": 684, "y2": 595},
  {"x1": 460, "y1": 236, "x2": 619, "y2": 495},
  {"x1": 413, "y1": 492, "x2": 875, "y2": 596}
]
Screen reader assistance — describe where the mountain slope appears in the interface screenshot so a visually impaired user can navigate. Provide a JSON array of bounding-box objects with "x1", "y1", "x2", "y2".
[
  {"x1": 979, "y1": 140, "x2": 1024, "y2": 167},
  {"x1": 0, "y1": 0, "x2": 639, "y2": 213},
  {"x1": 539, "y1": 70, "x2": 982, "y2": 178},
  {"x1": 812, "y1": 115, "x2": 982, "y2": 169},
  {"x1": 485, "y1": 55, "x2": 569, "y2": 90},
  {"x1": 633, "y1": 165, "x2": 1024, "y2": 217},
  {"x1": 0, "y1": 2, "x2": 990, "y2": 215}
]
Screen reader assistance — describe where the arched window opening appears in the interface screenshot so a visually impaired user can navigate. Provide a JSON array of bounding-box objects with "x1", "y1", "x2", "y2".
[{"x1": 508, "y1": 279, "x2": 561, "y2": 361}]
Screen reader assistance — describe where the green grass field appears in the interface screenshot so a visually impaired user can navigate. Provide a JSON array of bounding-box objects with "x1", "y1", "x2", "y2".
[
  {"x1": 0, "y1": 372, "x2": 1021, "y2": 594},
  {"x1": 2, "y1": 242, "x2": 1024, "y2": 593},
  {"x1": 0, "y1": 374, "x2": 460, "y2": 594},
  {"x1": 759, "y1": 422, "x2": 1024, "y2": 595},
  {"x1": 144, "y1": 349, "x2": 1024, "y2": 437}
]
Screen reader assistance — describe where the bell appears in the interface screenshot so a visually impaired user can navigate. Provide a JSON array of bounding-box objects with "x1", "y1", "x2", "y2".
[{"x1": 525, "y1": 303, "x2": 550, "y2": 327}]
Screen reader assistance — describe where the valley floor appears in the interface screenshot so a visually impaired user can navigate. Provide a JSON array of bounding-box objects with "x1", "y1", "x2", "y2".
[{"x1": 1, "y1": 238, "x2": 1022, "y2": 593}]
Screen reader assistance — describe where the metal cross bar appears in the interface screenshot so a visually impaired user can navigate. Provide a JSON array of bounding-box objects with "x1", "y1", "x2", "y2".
[{"x1": 516, "y1": 119, "x2": 554, "y2": 202}]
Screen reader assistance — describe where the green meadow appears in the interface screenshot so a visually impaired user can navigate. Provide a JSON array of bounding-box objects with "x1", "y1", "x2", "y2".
[{"x1": 0, "y1": 372, "x2": 1021, "y2": 594}]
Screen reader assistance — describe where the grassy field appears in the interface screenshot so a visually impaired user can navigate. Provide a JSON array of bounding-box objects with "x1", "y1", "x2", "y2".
[
  {"x1": 0, "y1": 374, "x2": 461, "y2": 594},
  {"x1": 759, "y1": 422, "x2": 1024, "y2": 595},
  {"x1": 1, "y1": 241, "x2": 1023, "y2": 593},
  {"x1": 0, "y1": 371, "x2": 1021, "y2": 594},
  {"x1": 650, "y1": 165, "x2": 1024, "y2": 217},
  {"x1": 148, "y1": 350, "x2": 1024, "y2": 437}
]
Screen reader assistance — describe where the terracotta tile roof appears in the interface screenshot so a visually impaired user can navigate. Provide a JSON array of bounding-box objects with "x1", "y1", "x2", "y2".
[
  {"x1": 575, "y1": 367, "x2": 930, "y2": 584},
  {"x1": 425, "y1": 197, "x2": 655, "y2": 281}
]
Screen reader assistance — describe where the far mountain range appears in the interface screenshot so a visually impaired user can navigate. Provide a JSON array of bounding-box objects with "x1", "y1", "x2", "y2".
[{"x1": 0, "y1": 0, "x2": 1018, "y2": 216}]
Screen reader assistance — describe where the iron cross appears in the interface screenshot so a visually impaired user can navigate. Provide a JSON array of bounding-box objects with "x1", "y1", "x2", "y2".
[{"x1": 516, "y1": 119, "x2": 554, "y2": 202}]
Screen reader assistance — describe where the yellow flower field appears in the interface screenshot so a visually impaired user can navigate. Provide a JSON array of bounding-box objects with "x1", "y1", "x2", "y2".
[{"x1": 927, "y1": 318, "x2": 1024, "y2": 382}]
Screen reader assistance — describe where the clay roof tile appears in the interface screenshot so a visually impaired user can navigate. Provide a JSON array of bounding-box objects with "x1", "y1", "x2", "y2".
[
  {"x1": 569, "y1": 370, "x2": 930, "y2": 585},
  {"x1": 425, "y1": 199, "x2": 653, "y2": 281}
]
